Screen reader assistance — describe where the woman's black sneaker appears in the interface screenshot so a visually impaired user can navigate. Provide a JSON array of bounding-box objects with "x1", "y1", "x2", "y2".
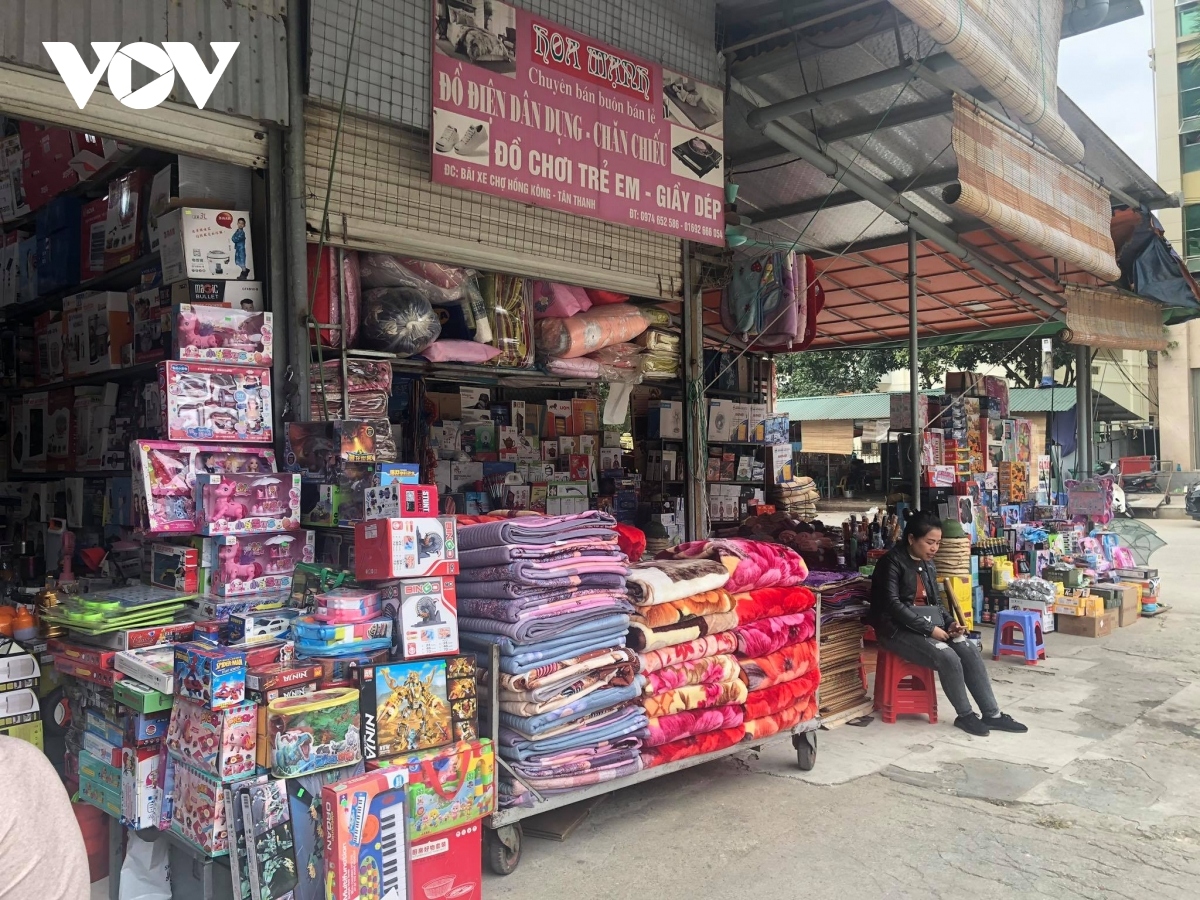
[
  {"x1": 983, "y1": 713, "x2": 1028, "y2": 733},
  {"x1": 954, "y1": 713, "x2": 990, "y2": 736}
]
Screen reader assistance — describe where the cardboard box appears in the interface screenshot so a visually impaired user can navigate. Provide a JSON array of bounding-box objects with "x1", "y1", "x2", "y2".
[
  {"x1": 1118, "y1": 589, "x2": 1140, "y2": 627},
  {"x1": 121, "y1": 745, "x2": 161, "y2": 829},
  {"x1": 379, "y1": 576, "x2": 460, "y2": 659},
  {"x1": 1055, "y1": 609, "x2": 1116, "y2": 639},
  {"x1": 363, "y1": 483, "x2": 439, "y2": 520},
  {"x1": 173, "y1": 642, "x2": 246, "y2": 709},
  {"x1": 0, "y1": 135, "x2": 29, "y2": 222},
  {"x1": 61, "y1": 290, "x2": 132, "y2": 373},
  {"x1": 300, "y1": 483, "x2": 364, "y2": 528},
  {"x1": 130, "y1": 284, "x2": 176, "y2": 364},
  {"x1": 648, "y1": 400, "x2": 683, "y2": 439},
  {"x1": 158, "y1": 361, "x2": 273, "y2": 443},
  {"x1": 80, "y1": 196, "x2": 108, "y2": 280},
  {"x1": 707, "y1": 399, "x2": 736, "y2": 441},
  {"x1": 16, "y1": 234, "x2": 37, "y2": 303},
  {"x1": 355, "y1": 517, "x2": 459, "y2": 581},
  {"x1": 0, "y1": 231, "x2": 20, "y2": 307},
  {"x1": 166, "y1": 697, "x2": 257, "y2": 781},
  {"x1": 323, "y1": 769, "x2": 411, "y2": 900},
  {"x1": 209, "y1": 530, "x2": 314, "y2": 597},
  {"x1": 34, "y1": 311, "x2": 63, "y2": 384},
  {"x1": 150, "y1": 543, "x2": 199, "y2": 592},
  {"x1": 114, "y1": 646, "x2": 175, "y2": 693},
  {"x1": 159, "y1": 207, "x2": 254, "y2": 284},
  {"x1": 103, "y1": 168, "x2": 153, "y2": 270},
  {"x1": 194, "y1": 471, "x2": 301, "y2": 535}
]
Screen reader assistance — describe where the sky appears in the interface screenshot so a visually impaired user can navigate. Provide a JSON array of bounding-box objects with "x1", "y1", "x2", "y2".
[{"x1": 1058, "y1": 11, "x2": 1157, "y2": 178}]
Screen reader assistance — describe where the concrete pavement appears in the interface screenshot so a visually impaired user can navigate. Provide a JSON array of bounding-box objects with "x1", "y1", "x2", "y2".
[{"x1": 487, "y1": 517, "x2": 1200, "y2": 899}]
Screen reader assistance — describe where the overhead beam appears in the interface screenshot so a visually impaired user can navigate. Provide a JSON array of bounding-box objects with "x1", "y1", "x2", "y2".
[
  {"x1": 723, "y1": 0, "x2": 887, "y2": 57},
  {"x1": 731, "y1": 76, "x2": 1065, "y2": 322},
  {"x1": 754, "y1": 166, "x2": 957, "y2": 223},
  {"x1": 744, "y1": 54, "x2": 955, "y2": 131}
]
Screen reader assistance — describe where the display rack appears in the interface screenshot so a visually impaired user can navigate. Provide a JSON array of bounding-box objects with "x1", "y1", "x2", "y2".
[{"x1": 479, "y1": 596, "x2": 823, "y2": 875}]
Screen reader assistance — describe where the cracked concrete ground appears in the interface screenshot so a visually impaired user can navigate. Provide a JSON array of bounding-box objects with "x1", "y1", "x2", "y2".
[{"x1": 486, "y1": 518, "x2": 1200, "y2": 899}]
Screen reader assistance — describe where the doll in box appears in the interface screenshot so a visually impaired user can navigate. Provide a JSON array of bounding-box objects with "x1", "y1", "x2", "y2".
[{"x1": 213, "y1": 532, "x2": 315, "y2": 596}]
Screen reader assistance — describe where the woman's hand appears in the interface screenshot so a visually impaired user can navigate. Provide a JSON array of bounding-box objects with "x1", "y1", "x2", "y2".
[{"x1": 930, "y1": 626, "x2": 950, "y2": 641}]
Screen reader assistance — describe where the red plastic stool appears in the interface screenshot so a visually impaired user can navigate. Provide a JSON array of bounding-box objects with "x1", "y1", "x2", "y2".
[{"x1": 873, "y1": 648, "x2": 938, "y2": 724}]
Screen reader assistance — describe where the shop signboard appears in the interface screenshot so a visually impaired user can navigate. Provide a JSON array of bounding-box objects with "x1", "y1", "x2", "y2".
[{"x1": 431, "y1": 0, "x2": 725, "y2": 246}]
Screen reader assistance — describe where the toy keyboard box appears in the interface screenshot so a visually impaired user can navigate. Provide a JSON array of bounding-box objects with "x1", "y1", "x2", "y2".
[
  {"x1": 195, "y1": 472, "x2": 301, "y2": 535},
  {"x1": 166, "y1": 696, "x2": 257, "y2": 781},
  {"x1": 265, "y1": 687, "x2": 362, "y2": 778},
  {"x1": 174, "y1": 303, "x2": 272, "y2": 367},
  {"x1": 284, "y1": 420, "x2": 377, "y2": 483},
  {"x1": 354, "y1": 517, "x2": 459, "y2": 581},
  {"x1": 323, "y1": 768, "x2": 411, "y2": 900},
  {"x1": 210, "y1": 531, "x2": 315, "y2": 597},
  {"x1": 158, "y1": 361, "x2": 273, "y2": 443},
  {"x1": 375, "y1": 739, "x2": 495, "y2": 841},
  {"x1": 379, "y1": 576, "x2": 459, "y2": 660},
  {"x1": 114, "y1": 646, "x2": 174, "y2": 693},
  {"x1": 133, "y1": 439, "x2": 277, "y2": 533},
  {"x1": 174, "y1": 642, "x2": 247, "y2": 709},
  {"x1": 357, "y1": 659, "x2": 453, "y2": 760}
]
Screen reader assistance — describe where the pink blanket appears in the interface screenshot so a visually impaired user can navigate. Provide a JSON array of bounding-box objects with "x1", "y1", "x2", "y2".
[
  {"x1": 656, "y1": 539, "x2": 809, "y2": 592},
  {"x1": 734, "y1": 610, "x2": 816, "y2": 658},
  {"x1": 638, "y1": 632, "x2": 739, "y2": 675},
  {"x1": 642, "y1": 678, "x2": 747, "y2": 717},
  {"x1": 642, "y1": 654, "x2": 739, "y2": 696},
  {"x1": 738, "y1": 638, "x2": 817, "y2": 692},
  {"x1": 645, "y1": 704, "x2": 744, "y2": 747}
]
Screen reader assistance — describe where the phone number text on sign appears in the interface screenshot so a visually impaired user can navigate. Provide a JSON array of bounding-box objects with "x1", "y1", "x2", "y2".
[{"x1": 431, "y1": 0, "x2": 725, "y2": 246}]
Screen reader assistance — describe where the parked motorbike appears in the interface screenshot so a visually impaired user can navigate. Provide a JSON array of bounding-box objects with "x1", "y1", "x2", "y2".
[
  {"x1": 1185, "y1": 482, "x2": 1200, "y2": 521},
  {"x1": 1096, "y1": 461, "x2": 1131, "y2": 517}
]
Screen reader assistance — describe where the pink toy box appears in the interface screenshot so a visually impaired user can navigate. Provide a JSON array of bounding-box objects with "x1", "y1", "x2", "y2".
[
  {"x1": 210, "y1": 531, "x2": 315, "y2": 597},
  {"x1": 132, "y1": 440, "x2": 276, "y2": 533},
  {"x1": 174, "y1": 642, "x2": 246, "y2": 709},
  {"x1": 313, "y1": 586, "x2": 382, "y2": 624},
  {"x1": 157, "y1": 361, "x2": 272, "y2": 443},
  {"x1": 166, "y1": 696, "x2": 257, "y2": 781},
  {"x1": 194, "y1": 472, "x2": 301, "y2": 535},
  {"x1": 354, "y1": 517, "x2": 459, "y2": 582},
  {"x1": 173, "y1": 303, "x2": 272, "y2": 367},
  {"x1": 170, "y1": 764, "x2": 265, "y2": 857}
]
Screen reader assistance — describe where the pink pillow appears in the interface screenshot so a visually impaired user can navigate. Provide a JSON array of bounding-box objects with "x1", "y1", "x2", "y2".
[
  {"x1": 421, "y1": 340, "x2": 502, "y2": 363},
  {"x1": 531, "y1": 281, "x2": 592, "y2": 319}
]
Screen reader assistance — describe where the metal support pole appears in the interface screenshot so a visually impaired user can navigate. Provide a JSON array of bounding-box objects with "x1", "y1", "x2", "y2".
[
  {"x1": 267, "y1": 127, "x2": 289, "y2": 443},
  {"x1": 908, "y1": 227, "x2": 922, "y2": 510},
  {"x1": 681, "y1": 240, "x2": 707, "y2": 540},
  {"x1": 1075, "y1": 346, "x2": 1090, "y2": 475},
  {"x1": 285, "y1": 0, "x2": 312, "y2": 419}
]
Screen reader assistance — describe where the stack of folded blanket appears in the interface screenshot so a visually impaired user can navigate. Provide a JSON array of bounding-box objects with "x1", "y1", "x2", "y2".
[
  {"x1": 456, "y1": 511, "x2": 645, "y2": 807},
  {"x1": 628, "y1": 559, "x2": 747, "y2": 769},
  {"x1": 309, "y1": 359, "x2": 397, "y2": 459}
]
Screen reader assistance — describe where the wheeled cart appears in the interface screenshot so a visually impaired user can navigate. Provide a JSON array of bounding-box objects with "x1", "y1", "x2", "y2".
[{"x1": 480, "y1": 599, "x2": 823, "y2": 875}]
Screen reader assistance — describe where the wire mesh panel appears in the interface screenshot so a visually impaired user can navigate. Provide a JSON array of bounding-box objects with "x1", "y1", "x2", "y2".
[{"x1": 306, "y1": 0, "x2": 721, "y2": 295}]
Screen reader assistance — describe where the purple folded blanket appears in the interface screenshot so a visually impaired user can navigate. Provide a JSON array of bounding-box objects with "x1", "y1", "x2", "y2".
[
  {"x1": 458, "y1": 511, "x2": 619, "y2": 550},
  {"x1": 456, "y1": 574, "x2": 627, "y2": 600},
  {"x1": 460, "y1": 592, "x2": 634, "y2": 624},
  {"x1": 460, "y1": 608, "x2": 632, "y2": 643},
  {"x1": 457, "y1": 555, "x2": 629, "y2": 584},
  {"x1": 459, "y1": 540, "x2": 621, "y2": 569}
]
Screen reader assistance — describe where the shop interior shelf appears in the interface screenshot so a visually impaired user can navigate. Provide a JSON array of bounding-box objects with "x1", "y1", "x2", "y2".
[
  {"x1": 707, "y1": 440, "x2": 768, "y2": 447},
  {"x1": 0, "y1": 253, "x2": 158, "y2": 322},
  {"x1": 2, "y1": 360, "x2": 160, "y2": 397},
  {"x1": 6, "y1": 469, "x2": 129, "y2": 479}
]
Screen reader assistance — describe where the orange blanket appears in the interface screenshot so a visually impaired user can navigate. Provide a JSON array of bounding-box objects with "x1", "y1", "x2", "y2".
[
  {"x1": 743, "y1": 669, "x2": 820, "y2": 720},
  {"x1": 633, "y1": 589, "x2": 734, "y2": 629},
  {"x1": 733, "y1": 587, "x2": 816, "y2": 625},
  {"x1": 738, "y1": 638, "x2": 817, "y2": 691},
  {"x1": 743, "y1": 696, "x2": 818, "y2": 741},
  {"x1": 641, "y1": 678, "x2": 748, "y2": 717}
]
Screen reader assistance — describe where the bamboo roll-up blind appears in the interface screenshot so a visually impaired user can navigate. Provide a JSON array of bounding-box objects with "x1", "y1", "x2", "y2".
[
  {"x1": 1062, "y1": 285, "x2": 1167, "y2": 351},
  {"x1": 947, "y1": 98, "x2": 1119, "y2": 282},
  {"x1": 800, "y1": 420, "x2": 855, "y2": 455}
]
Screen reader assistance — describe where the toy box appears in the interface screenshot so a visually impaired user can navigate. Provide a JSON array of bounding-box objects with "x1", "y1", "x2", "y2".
[
  {"x1": 159, "y1": 207, "x2": 255, "y2": 284},
  {"x1": 174, "y1": 642, "x2": 246, "y2": 709},
  {"x1": 174, "y1": 303, "x2": 272, "y2": 367},
  {"x1": 125, "y1": 710, "x2": 171, "y2": 747},
  {"x1": 158, "y1": 361, "x2": 272, "y2": 443},
  {"x1": 171, "y1": 761, "x2": 256, "y2": 856},
  {"x1": 379, "y1": 577, "x2": 459, "y2": 660},
  {"x1": 313, "y1": 586, "x2": 382, "y2": 624},
  {"x1": 171, "y1": 279, "x2": 263, "y2": 308},
  {"x1": 195, "y1": 472, "x2": 301, "y2": 535},
  {"x1": 114, "y1": 646, "x2": 174, "y2": 693},
  {"x1": 247, "y1": 665, "x2": 322, "y2": 769},
  {"x1": 284, "y1": 421, "x2": 376, "y2": 485},
  {"x1": 363, "y1": 483, "x2": 439, "y2": 520},
  {"x1": 133, "y1": 440, "x2": 277, "y2": 533},
  {"x1": 265, "y1": 687, "x2": 362, "y2": 778},
  {"x1": 379, "y1": 462, "x2": 420, "y2": 485},
  {"x1": 289, "y1": 562, "x2": 348, "y2": 612},
  {"x1": 121, "y1": 745, "x2": 161, "y2": 830},
  {"x1": 86, "y1": 709, "x2": 125, "y2": 748},
  {"x1": 310, "y1": 649, "x2": 388, "y2": 689},
  {"x1": 376, "y1": 739, "x2": 495, "y2": 841},
  {"x1": 167, "y1": 697, "x2": 257, "y2": 781},
  {"x1": 83, "y1": 729, "x2": 122, "y2": 768},
  {"x1": 228, "y1": 609, "x2": 301, "y2": 645},
  {"x1": 210, "y1": 531, "x2": 315, "y2": 597},
  {"x1": 190, "y1": 591, "x2": 288, "y2": 622},
  {"x1": 80, "y1": 750, "x2": 122, "y2": 793},
  {"x1": 409, "y1": 821, "x2": 482, "y2": 900},
  {"x1": 291, "y1": 617, "x2": 393, "y2": 658},
  {"x1": 114, "y1": 679, "x2": 174, "y2": 714},
  {"x1": 150, "y1": 543, "x2": 199, "y2": 592},
  {"x1": 323, "y1": 768, "x2": 411, "y2": 900},
  {"x1": 354, "y1": 517, "x2": 459, "y2": 582},
  {"x1": 357, "y1": 659, "x2": 453, "y2": 759},
  {"x1": 0, "y1": 642, "x2": 43, "y2": 691},
  {"x1": 300, "y1": 483, "x2": 364, "y2": 528},
  {"x1": 80, "y1": 773, "x2": 123, "y2": 819}
]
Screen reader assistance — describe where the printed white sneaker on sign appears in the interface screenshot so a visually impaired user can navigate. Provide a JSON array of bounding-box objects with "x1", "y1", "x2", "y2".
[
  {"x1": 454, "y1": 124, "x2": 487, "y2": 155},
  {"x1": 435, "y1": 125, "x2": 459, "y2": 153}
]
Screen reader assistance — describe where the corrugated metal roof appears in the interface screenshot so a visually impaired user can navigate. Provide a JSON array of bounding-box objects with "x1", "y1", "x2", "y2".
[
  {"x1": 0, "y1": 0, "x2": 288, "y2": 125},
  {"x1": 777, "y1": 388, "x2": 1082, "y2": 422}
]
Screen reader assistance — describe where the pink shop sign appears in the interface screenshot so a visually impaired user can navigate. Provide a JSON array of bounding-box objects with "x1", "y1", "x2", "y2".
[{"x1": 431, "y1": 0, "x2": 726, "y2": 246}]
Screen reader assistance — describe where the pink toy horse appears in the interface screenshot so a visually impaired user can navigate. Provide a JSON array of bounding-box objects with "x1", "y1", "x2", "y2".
[
  {"x1": 178, "y1": 311, "x2": 221, "y2": 349},
  {"x1": 218, "y1": 544, "x2": 261, "y2": 584},
  {"x1": 208, "y1": 480, "x2": 248, "y2": 521}
]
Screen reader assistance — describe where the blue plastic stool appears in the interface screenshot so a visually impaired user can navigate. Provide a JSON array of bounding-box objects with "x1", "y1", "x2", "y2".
[{"x1": 992, "y1": 610, "x2": 1045, "y2": 665}]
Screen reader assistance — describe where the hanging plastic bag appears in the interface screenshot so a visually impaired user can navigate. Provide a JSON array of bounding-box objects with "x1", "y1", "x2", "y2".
[
  {"x1": 535, "y1": 303, "x2": 650, "y2": 358},
  {"x1": 358, "y1": 253, "x2": 467, "y2": 305},
  {"x1": 359, "y1": 287, "x2": 442, "y2": 356},
  {"x1": 306, "y1": 245, "x2": 361, "y2": 348},
  {"x1": 119, "y1": 833, "x2": 171, "y2": 900},
  {"x1": 481, "y1": 274, "x2": 534, "y2": 367}
]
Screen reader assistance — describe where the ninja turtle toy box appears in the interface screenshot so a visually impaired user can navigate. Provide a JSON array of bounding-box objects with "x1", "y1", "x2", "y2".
[
  {"x1": 379, "y1": 577, "x2": 459, "y2": 659},
  {"x1": 354, "y1": 517, "x2": 458, "y2": 581}
]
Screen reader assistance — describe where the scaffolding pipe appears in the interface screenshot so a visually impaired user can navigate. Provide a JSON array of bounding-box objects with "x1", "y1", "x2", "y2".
[
  {"x1": 1075, "y1": 345, "x2": 1091, "y2": 475},
  {"x1": 285, "y1": 0, "x2": 311, "y2": 417},
  {"x1": 909, "y1": 227, "x2": 922, "y2": 510}
]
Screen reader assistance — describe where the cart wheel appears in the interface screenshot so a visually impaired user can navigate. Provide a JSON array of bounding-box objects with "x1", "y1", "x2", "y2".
[
  {"x1": 793, "y1": 732, "x2": 817, "y2": 771},
  {"x1": 487, "y1": 824, "x2": 522, "y2": 876}
]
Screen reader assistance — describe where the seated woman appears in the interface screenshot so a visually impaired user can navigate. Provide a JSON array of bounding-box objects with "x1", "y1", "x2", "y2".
[{"x1": 868, "y1": 511, "x2": 1027, "y2": 736}]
